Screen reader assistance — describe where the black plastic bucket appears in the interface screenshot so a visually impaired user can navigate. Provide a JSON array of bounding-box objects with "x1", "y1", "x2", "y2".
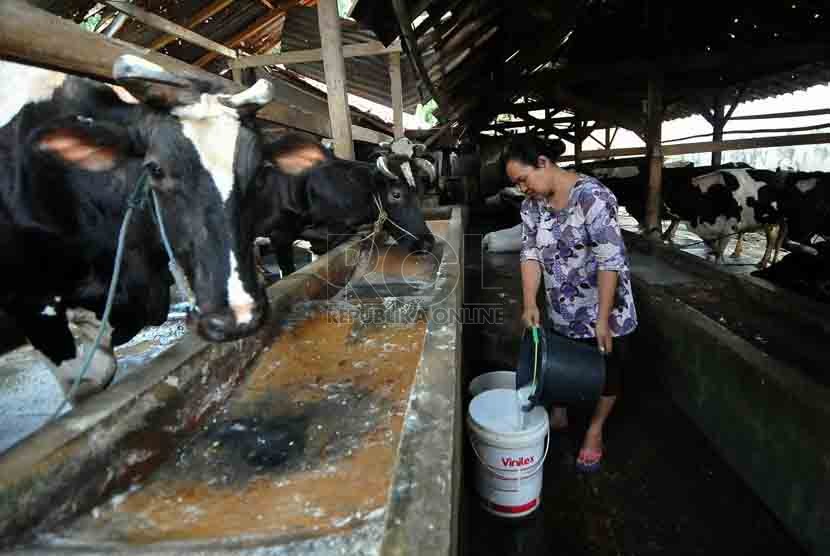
[{"x1": 516, "y1": 327, "x2": 605, "y2": 408}]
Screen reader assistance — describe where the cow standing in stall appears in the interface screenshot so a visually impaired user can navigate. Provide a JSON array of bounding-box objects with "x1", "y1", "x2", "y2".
[
  {"x1": 252, "y1": 134, "x2": 436, "y2": 277},
  {"x1": 0, "y1": 56, "x2": 276, "y2": 400}
]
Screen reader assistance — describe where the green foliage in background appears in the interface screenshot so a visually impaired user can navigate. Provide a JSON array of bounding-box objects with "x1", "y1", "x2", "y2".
[
  {"x1": 415, "y1": 99, "x2": 438, "y2": 127},
  {"x1": 80, "y1": 12, "x2": 102, "y2": 32}
]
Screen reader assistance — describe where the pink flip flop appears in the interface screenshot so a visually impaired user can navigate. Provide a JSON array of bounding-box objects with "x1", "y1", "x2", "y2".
[{"x1": 575, "y1": 447, "x2": 603, "y2": 473}]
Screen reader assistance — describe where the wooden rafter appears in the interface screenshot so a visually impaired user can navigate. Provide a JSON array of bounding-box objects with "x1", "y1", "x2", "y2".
[
  {"x1": 230, "y1": 40, "x2": 402, "y2": 69},
  {"x1": 195, "y1": 9, "x2": 287, "y2": 67},
  {"x1": 104, "y1": 1, "x2": 237, "y2": 59},
  {"x1": 150, "y1": 0, "x2": 236, "y2": 51},
  {"x1": 558, "y1": 132, "x2": 830, "y2": 163}
]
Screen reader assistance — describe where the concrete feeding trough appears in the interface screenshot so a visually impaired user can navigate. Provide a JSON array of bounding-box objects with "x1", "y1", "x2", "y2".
[
  {"x1": 625, "y1": 231, "x2": 830, "y2": 555},
  {"x1": 0, "y1": 207, "x2": 464, "y2": 556}
]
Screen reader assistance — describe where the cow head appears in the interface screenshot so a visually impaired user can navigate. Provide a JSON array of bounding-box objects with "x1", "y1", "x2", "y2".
[
  {"x1": 31, "y1": 55, "x2": 276, "y2": 342},
  {"x1": 374, "y1": 153, "x2": 435, "y2": 252}
]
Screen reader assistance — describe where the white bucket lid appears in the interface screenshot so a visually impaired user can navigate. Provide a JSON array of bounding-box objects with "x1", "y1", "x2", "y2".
[{"x1": 468, "y1": 388, "x2": 548, "y2": 438}]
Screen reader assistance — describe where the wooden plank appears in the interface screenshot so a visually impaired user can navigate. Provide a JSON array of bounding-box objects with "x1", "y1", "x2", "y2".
[
  {"x1": 731, "y1": 108, "x2": 830, "y2": 121},
  {"x1": 389, "y1": 51, "x2": 404, "y2": 139},
  {"x1": 230, "y1": 40, "x2": 402, "y2": 69},
  {"x1": 352, "y1": 125, "x2": 393, "y2": 144},
  {"x1": 317, "y1": 0, "x2": 354, "y2": 159},
  {"x1": 392, "y1": 0, "x2": 442, "y2": 106},
  {"x1": 104, "y1": 1, "x2": 237, "y2": 59},
  {"x1": 558, "y1": 132, "x2": 830, "y2": 162},
  {"x1": 150, "y1": 0, "x2": 236, "y2": 51}
]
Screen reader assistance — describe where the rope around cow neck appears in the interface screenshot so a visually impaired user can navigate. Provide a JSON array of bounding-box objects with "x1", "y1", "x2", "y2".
[{"x1": 51, "y1": 171, "x2": 194, "y2": 421}]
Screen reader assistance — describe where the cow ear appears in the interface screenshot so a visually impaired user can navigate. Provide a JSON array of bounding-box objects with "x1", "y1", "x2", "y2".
[
  {"x1": 266, "y1": 139, "x2": 331, "y2": 175},
  {"x1": 30, "y1": 117, "x2": 131, "y2": 172}
]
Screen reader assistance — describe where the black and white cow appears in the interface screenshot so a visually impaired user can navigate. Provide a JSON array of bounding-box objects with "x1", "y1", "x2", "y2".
[
  {"x1": 773, "y1": 170, "x2": 830, "y2": 245},
  {"x1": 659, "y1": 167, "x2": 785, "y2": 266},
  {"x1": 751, "y1": 241, "x2": 830, "y2": 304},
  {"x1": 252, "y1": 134, "x2": 436, "y2": 276},
  {"x1": 0, "y1": 55, "x2": 276, "y2": 400}
]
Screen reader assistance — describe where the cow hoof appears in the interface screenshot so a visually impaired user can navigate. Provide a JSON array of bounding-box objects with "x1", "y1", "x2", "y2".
[
  {"x1": 53, "y1": 344, "x2": 118, "y2": 402},
  {"x1": 61, "y1": 377, "x2": 105, "y2": 404}
]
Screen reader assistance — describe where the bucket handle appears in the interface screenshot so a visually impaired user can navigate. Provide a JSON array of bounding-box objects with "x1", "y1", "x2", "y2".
[{"x1": 468, "y1": 432, "x2": 550, "y2": 480}]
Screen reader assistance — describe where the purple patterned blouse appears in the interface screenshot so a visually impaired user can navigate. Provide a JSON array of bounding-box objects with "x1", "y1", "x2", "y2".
[{"x1": 520, "y1": 175, "x2": 638, "y2": 339}]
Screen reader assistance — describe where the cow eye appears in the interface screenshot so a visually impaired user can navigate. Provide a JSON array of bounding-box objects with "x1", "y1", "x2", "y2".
[
  {"x1": 145, "y1": 162, "x2": 164, "y2": 180},
  {"x1": 392, "y1": 191, "x2": 402, "y2": 200}
]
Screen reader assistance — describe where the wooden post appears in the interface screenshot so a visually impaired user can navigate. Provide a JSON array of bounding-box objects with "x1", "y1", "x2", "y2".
[
  {"x1": 605, "y1": 127, "x2": 612, "y2": 159},
  {"x1": 317, "y1": 0, "x2": 354, "y2": 159},
  {"x1": 645, "y1": 68, "x2": 664, "y2": 239},
  {"x1": 711, "y1": 94, "x2": 725, "y2": 166},
  {"x1": 389, "y1": 51, "x2": 404, "y2": 139}
]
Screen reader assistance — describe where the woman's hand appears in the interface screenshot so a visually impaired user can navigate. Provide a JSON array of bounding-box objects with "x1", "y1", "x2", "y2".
[
  {"x1": 522, "y1": 304, "x2": 540, "y2": 328},
  {"x1": 595, "y1": 320, "x2": 613, "y2": 355}
]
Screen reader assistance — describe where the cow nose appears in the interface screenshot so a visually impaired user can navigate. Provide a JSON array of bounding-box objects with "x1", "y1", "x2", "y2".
[{"x1": 193, "y1": 302, "x2": 268, "y2": 342}]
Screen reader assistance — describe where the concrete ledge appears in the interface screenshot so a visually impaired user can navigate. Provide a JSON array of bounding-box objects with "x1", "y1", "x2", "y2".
[
  {"x1": 0, "y1": 240, "x2": 361, "y2": 549},
  {"x1": 380, "y1": 207, "x2": 465, "y2": 556},
  {"x1": 630, "y1": 248, "x2": 830, "y2": 555}
]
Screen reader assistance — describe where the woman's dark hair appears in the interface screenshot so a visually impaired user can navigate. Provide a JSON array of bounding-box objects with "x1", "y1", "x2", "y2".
[{"x1": 500, "y1": 135, "x2": 566, "y2": 173}]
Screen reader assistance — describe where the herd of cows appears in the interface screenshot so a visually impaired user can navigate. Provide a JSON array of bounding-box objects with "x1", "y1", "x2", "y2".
[
  {"x1": 580, "y1": 160, "x2": 829, "y2": 301},
  {"x1": 0, "y1": 56, "x2": 436, "y2": 402}
]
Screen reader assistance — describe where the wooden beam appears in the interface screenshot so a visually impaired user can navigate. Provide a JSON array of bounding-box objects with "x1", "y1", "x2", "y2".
[
  {"x1": 317, "y1": 0, "x2": 354, "y2": 159},
  {"x1": 150, "y1": 0, "x2": 236, "y2": 51},
  {"x1": 230, "y1": 40, "x2": 402, "y2": 69},
  {"x1": 558, "y1": 133, "x2": 830, "y2": 163},
  {"x1": 711, "y1": 92, "x2": 725, "y2": 166},
  {"x1": 0, "y1": 0, "x2": 390, "y2": 142},
  {"x1": 352, "y1": 126, "x2": 393, "y2": 144},
  {"x1": 104, "y1": 1, "x2": 237, "y2": 59},
  {"x1": 389, "y1": 51, "x2": 404, "y2": 139},
  {"x1": 551, "y1": 85, "x2": 644, "y2": 135},
  {"x1": 645, "y1": 67, "x2": 664, "y2": 238},
  {"x1": 730, "y1": 108, "x2": 830, "y2": 121},
  {"x1": 195, "y1": 9, "x2": 286, "y2": 68},
  {"x1": 392, "y1": 0, "x2": 442, "y2": 106}
]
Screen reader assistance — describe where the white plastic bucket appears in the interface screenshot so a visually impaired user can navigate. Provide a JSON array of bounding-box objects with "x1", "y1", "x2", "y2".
[
  {"x1": 468, "y1": 370, "x2": 516, "y2": 398},
  {"x1": 467, "y1": 388, "x2": 549, "y2": 518}
]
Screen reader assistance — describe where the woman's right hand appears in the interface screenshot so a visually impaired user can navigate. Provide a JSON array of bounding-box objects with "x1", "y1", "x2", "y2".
[{"x1": 522, "y1": 304, "x2": 540, "y2": 328}]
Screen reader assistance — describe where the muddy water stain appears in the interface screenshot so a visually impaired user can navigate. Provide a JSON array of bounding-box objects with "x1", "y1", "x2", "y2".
[{"x1": 58, "y1": 310, "x2": 426, "y2": 545}]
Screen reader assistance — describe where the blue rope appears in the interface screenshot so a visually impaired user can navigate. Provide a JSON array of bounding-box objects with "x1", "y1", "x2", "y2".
[
  {"x1": 50, "y1": 171, "x2": 195, "y2": 421},
  {"x1": 51, "y1": 203, "x2": 138, "y2": 420}
]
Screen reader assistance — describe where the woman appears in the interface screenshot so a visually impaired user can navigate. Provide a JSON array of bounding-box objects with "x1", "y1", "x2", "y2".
[{"x1": 502, "y1": 135, "x2": 637, "y2": 473}]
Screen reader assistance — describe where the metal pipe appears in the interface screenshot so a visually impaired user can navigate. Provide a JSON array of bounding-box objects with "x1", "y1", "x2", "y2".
[{"x1": 104, "y1": 12, "x2": 129, "y2": 37}]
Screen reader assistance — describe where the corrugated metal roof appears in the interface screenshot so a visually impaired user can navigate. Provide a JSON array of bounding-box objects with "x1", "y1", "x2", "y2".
[
  {"x1": 33, "y1": 0, "x2": 392, "y2": 137},
  {"x1": 280, "y1": 7, "x2": 424, "y2": 113}
]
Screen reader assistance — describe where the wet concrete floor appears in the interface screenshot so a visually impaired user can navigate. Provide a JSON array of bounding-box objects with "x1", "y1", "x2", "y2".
[{"x1": 459, "y1": 207, "x2": 806, "y2": 556}]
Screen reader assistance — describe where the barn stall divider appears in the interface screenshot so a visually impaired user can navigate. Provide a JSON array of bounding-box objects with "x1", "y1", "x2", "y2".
[{"x1": 0, "y1": 207, "x2": 464, "y2": 556}]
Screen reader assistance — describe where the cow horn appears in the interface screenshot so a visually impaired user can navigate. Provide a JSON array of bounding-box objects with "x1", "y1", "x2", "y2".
[
  {"x1": 376, "y1": 156, "x2": 398, "y2": 180},
  {"x1": 221, "y1": 79, "x2": 276, "y2": 109},
  {"x1": 413, "y1": 158, "x2": 436, "y2": 185},
  {"x1": 113, "y1": 55, "x2": 189, "y2": 88},
  {"x1": 400, "y1": 160, "x2": 416, "y2": 189}
]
